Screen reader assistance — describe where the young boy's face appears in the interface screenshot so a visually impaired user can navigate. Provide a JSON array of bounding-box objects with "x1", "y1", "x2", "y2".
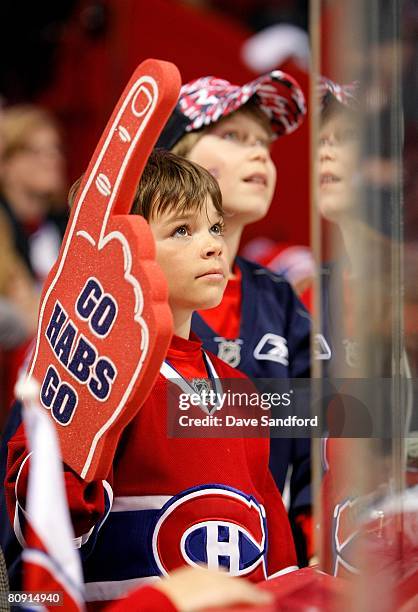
[
  {"x1": 319, "y1": 112, "x2": 360, "y2": 222},
  {"x1": 186, "y1": 112, "x2": 276, "y2": 226},
  {"x1": 150, "y1": 196, "x2": 228, "y2": 314}
]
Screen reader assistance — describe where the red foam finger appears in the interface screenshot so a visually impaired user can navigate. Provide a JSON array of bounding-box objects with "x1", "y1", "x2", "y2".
[
  {"x1": 23, "y1": 59, "x2": 180, "y2": 481},
  {"x1": 70, "y1": 59, "x2": 181, "y2": 242}
]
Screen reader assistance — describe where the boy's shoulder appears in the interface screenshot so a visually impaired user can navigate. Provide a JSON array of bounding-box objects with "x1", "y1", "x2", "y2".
[
  {"x1": 236, "y1": 256, "x2": 309, "y2": 315},
  {"x1": 237, "y1": 256, "x2": 297, "y2": 292}
]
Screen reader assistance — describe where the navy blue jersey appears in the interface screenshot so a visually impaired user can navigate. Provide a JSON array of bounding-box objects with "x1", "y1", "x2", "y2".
[
  {"x1": 192, "y1": 257, "x2": 311, "y2": 546},
  {"x1": 192, "y1": 257, "x2": 310, "y2": 379}
]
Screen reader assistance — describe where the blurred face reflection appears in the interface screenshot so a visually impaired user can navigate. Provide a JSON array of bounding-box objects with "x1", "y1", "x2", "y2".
[{"x1": 319, "y1": 112, "x2": 361, "y2": 222}]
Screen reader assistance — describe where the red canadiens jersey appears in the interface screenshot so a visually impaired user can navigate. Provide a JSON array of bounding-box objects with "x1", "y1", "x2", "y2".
[
  {"x1": 5, "y1": 334, "x2": 297, "y2": 608},
  {"x1": 320, "y1": 437, "x2": 359, "y2": 577},
  {"x1": 321, "y1": 436, "x2": 418, "y2": 589}
]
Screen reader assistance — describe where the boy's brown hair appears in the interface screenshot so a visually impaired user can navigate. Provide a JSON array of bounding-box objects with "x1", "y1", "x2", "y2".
[
  {"x1": 132, "y1": 149, "x2": 223, "y2": 220},
  {"x1": 68, "y1": 149, "x2": 223, "y2": 220}
]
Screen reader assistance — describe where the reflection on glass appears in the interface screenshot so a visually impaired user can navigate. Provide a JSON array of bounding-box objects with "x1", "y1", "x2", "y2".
[{"x1": 312, "y1": 1, "x2": 418, "y2": 610}]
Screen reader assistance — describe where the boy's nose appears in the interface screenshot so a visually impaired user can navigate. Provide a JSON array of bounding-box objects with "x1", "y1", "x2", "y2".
[
  {"x1": 248, "y1": 144, "x2": 269, "y2": 163},
  {"x1": 319, "y1": 143, "x2": 336, "y2": 162},
  {"x1": 201, "y1": 236, "x2": 223, "y2": 259}
]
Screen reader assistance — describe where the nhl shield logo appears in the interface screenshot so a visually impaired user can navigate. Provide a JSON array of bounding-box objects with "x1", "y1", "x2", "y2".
[
  {"x1": 214, "y1": 337, "x2": 243, "y2": 368},
  {"x1": 191, "y1": 378, "x2": 212, "y2": 399},
  {"x1": 342, "y1": 339, "x2": 359, "y2": 368},
  {"x1": 343, "y1": 338, "x2": 360, "y2": 368},
  {"x1": 191, "y1": 378, "x2": 217, "y2": 414}
]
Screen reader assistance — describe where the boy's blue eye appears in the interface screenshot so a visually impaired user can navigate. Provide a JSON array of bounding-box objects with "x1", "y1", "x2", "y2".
[
  {"x1": 337, "y1": 128, "x2": 359, "y2": 144},
  {"x1": 210, "y1": 222, "x2": 224, "y2": 235},
  {"x1": 172, "y1": 225, "x2": 190, "y2": 237},
  {"x1": 222, "y1": 131, "x2": 270, "y2": 149},
  {"x1": 222, "y1": 131, "x2": 241, "y2": 142},
  {"x1": 319, "y1": 128, "x2": 359, "y2": 147},
  {"x1": 255, "y1": 137, "x2": 270, "y2": 149}
]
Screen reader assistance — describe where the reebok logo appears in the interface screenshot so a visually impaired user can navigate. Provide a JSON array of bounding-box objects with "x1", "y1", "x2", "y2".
[{"x1": 253, "y1": 334, "x2": 289, "y2": 366}]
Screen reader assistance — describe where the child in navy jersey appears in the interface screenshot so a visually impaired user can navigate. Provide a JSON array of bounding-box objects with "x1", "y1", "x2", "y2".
[
  {"x1": 157, "y1": 72, "x2": 312, "y2": 562},
  {"x1": 4, "y1": 150, "x2": 297, "y2": 608}
]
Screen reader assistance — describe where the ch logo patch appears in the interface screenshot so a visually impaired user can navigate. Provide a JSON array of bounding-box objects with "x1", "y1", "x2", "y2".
[
  {"x1": 253, "y1": 334, "x2": 288, "y2": 366},
  {"x1": 214, "y1": 338, "x2": 243, "y2": 368},
  {"x1": 332, "y1": 498, "x2": 360, "y2": 577},
  {"x1": 152, "y1": 485, "x2": 267, "y2": 579}
]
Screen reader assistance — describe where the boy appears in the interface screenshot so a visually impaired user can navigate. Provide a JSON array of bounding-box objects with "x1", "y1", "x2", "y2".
[
  {"x1": 157, "y1": 72, "x2": 312, "y2": 562},
  {"x1": 317, "y1": 79, "x2": 415, "y2": 579},
  {"x1": 4, "y1": 150, "x2": 297, "y2": 607}
]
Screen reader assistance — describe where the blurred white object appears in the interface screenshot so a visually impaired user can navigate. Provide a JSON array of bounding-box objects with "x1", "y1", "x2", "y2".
[
  {"x1": 242, "y1": 24, "x2": 310, "y2": 73},
  {"x1": 29, "y1": 221, "x2": 62, "y2": 285},
  {"x1": 17, "y1": 378, "x2": 86, "y2": 609}
]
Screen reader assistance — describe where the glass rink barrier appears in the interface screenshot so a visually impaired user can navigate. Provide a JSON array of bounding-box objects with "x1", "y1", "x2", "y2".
[{"x1": 310, "y1": 1, "x2": 418, "y2": 610}]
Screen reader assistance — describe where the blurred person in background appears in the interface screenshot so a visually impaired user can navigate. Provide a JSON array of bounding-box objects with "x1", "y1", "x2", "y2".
[
  {"x1": 0, "y1": 103, "x2": 34, "y2": 423},
  {"x1": 316, "y1": 81, "x2": 370, "y2": 577},
  {"x1": 318, "y1": 81, "x2": 418, "y2": 598},
  {"x1": 0, "y1": 211, "x2": 39, "y2": 426},
  {"x1": 0, "y1": 105, "x2": 68, "y2": 416},
  {"x1": 0, "y1": 105, "x2": 68, "y2": 287}
]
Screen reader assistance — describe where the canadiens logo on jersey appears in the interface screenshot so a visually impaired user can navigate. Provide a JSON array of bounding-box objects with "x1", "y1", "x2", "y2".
[
  {"x1": 332, "y1": 498, "x2": 361, "y2": 577},
  {"x1": 152, "y1": 485, "x2": 267, "y2": 580},
  {"x1": 214, "y1": 337, "x2": 243, "y2": 368},
  {"x1": 253, "y1": 333, "x2": 289, "y2": 366}
]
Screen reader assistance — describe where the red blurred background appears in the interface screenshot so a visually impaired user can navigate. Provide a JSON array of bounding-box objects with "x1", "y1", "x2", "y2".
[{"x1": 5, "y1": 0, "x2": 311, "y2": 247}]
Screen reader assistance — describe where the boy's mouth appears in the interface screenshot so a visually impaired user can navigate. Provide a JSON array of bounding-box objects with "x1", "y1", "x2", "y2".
[
  {"x1": 243, "y1": 173, "x2": 267, "y2": 186},
  {"x1": 196, "y1": 268, "x2": 225, "y2": 280},
  {"x1": 320, "y1": 172, "x2": 341, "y2": 186}
]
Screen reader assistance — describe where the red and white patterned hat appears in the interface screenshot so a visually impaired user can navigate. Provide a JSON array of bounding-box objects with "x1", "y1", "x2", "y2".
[
  {"x1": 157, "y1": 71, "x2": 306, "y2": 150},
  {"x1": 318, "y1": 76, "x2": 359, "y2": 110}
]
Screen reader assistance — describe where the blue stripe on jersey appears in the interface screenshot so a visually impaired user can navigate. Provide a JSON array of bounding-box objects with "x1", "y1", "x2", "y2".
[{"x1": 82, "y1": 509, "x2": 160, "y2": 582}]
